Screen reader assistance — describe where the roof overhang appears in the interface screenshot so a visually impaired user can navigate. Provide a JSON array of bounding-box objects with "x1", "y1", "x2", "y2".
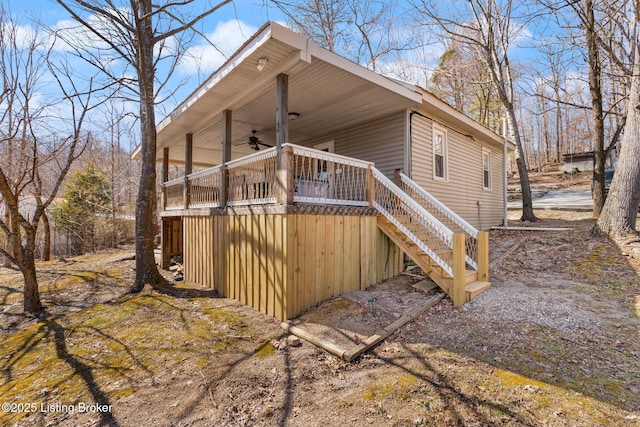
[
  {"x1": 419, "y1": 91, "x2": 515, "y2": 152},
  {"x1": 139, "y1": 22, "x2": 423, "y2": 166}
]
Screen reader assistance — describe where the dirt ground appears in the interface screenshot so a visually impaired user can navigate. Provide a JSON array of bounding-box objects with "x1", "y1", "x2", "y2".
[
  {"x1": 508, "y1": 169, "x2": 592, "y2": 191},
  {"x1": 2, "y1": 196, "x2": 640, "y2": 425}
]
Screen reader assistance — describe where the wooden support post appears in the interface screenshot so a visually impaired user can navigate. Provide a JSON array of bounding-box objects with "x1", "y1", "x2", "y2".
[
  {"x1": 161, "y1": 218, "x2": 168, "y2": 269},
  {"x1": 184, "y1": 133, "x2": 193, "y2": 209},
  {"x1": 162, "y1": 147, "x2": 169, "y2": 182},
  {"x1": 162, "y1": 147, "x2": 169, "y2": 210},
  {"x1": 394, "y1": 168, "x2": 403, "y2": 187},
  {"x1": 276, "y1": 73, "x2": 289, "y2": 149},
  {"x1": 279, "y1": 145, "x2": 294, "y2": 205},
  {"x1": 477, "y1": 231, "x2": 489, "y2": 282},
  {"x1": 452, "y1": 233, "x2": 466, "y2": 307},
  {"x1": 366, "y1": 166, "x2": 375, "y2": 207},
  {"x1": 221, "y1": 109, "x2": 232, "y2": 207},
  {"x1": 276, "y1": 73, "x2": 289, "y2": 205}
]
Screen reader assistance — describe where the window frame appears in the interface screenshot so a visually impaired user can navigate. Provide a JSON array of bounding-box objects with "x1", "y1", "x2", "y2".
[
  {"x1": 432, "y1": 125, "x2": 448, "y2": 181},
  {"x1": 482, "y1": 148, "x2": 491, "y2": 190}
]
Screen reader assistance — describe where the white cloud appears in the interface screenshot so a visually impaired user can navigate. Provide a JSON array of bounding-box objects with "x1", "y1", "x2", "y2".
[{"x1": 179, "y1": 20, "x2": 258, "y2": 75}]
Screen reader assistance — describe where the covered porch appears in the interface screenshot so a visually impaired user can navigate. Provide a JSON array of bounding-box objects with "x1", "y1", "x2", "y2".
[
  {"x1": 151, "y1": 22, "x2": 489, "y2": 321},
  {"x1": 159, "y1": 143, "x2": 488, "y2": 320}
]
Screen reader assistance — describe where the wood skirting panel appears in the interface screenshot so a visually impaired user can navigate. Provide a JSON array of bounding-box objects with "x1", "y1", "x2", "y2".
[
  {"x1": 182, "y1": 214, "x2": 402, "y2": 321},
  {"x1": 183, "y1": 216, "x2": 225, "y2": 294}
]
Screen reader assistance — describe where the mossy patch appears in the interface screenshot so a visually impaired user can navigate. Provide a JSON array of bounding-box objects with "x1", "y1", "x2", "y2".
[
  {"x1": 362, "y1": 383, "x2": 394, "y2": 401},
  {"x1": 327, "y1": 298, "x2": 354, "y2": 310},
  {"x1": 0, "y1": 290, "x2": 264, "y2": 426},
  {"x1": 253, "y1": 342, "x2": 276, "y2": 360},
  {"x1": 494, "y1": 369, "x2": 548, "y2": 389},
  {"x1": 204, "y1": 308, "x2": 243, "y2": 326}
]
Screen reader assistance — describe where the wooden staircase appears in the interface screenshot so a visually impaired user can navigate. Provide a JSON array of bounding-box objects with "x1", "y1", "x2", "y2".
[{"x1": 377, "y1": 216, "x2": 491, "y2": 304}]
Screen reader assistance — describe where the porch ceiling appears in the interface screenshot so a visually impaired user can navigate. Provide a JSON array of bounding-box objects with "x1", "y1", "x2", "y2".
[{"x1": 155, "y1": 23, "x2": 422, "y2": 167}]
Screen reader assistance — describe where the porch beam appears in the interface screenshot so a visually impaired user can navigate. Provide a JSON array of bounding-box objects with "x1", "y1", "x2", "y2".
[
  {"x1": 221, "y1": 109, "x2": 232, "y2": 207},
  {"x1": 184, "y1": 133, "x2": 193, "y2": 209}
]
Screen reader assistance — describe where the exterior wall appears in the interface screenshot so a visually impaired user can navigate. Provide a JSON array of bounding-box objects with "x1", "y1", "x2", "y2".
[
  {"x1": 410, "y1": 113, "x2": 505, "y2": 229},
  {"x1": 301, "y1": 112, "x2": 406, "y2": 179},
  {"x1": 183, "y1": 213, "x2": 403, "y2": 321}
]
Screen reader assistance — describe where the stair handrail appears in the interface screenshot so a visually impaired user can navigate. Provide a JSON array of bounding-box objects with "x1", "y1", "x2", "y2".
[
  {"x1": 372, "y1": 167, "x2": 454, "y2": 276},
  {"x1": 400, "y1": 173, "x2": 478, "y2": 238},
  {"x1": 399, "y1": 173, "x2": 479, "y2": 270}
]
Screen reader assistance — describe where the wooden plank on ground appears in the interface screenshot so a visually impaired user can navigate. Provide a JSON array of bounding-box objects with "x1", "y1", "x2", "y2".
[
  {"x1": 281, "y1": 323, "x2": 347, "y2": 359},
  {"x1": 343, "y1": 293, "x2": 445, "y2": 362},
  {"x1": 412, "y1": 280, "x2": 437, "y2": 293}
]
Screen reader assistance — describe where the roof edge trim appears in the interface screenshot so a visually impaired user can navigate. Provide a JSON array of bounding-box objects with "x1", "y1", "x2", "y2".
[{"x1": 157, "y1": 22, "x2": 274, "y2": 134}]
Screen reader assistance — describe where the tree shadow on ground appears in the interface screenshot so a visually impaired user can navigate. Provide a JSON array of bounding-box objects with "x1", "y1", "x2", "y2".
[
  {"x1": 44, "y1": 318, "x2": 120, "y2": 427},
  {"x1": 156, "y1": 282, "x2": 220, "y2": 299},
  {"x1": 374, "y1": 344, "x2": 537, "y2": 426}
]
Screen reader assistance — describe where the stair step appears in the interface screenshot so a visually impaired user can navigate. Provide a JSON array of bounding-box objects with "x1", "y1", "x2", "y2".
[
  {"x1": 465, "y1": 270, "x2": 477, "y2": 284},
  {"x1": 466, "y1": 281, "x2": 491, "y2": 300},
  {"x1": 417, "y1": 247, "x2": 450, "y2": 255}
]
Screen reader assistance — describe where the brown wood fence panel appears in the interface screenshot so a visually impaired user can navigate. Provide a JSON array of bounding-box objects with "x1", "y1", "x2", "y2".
[{"x1": 182, "y1": 213, "x2": 402, "y2": 321}]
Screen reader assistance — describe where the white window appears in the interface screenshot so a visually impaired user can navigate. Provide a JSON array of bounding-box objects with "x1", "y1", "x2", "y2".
[
  {"x1": 482, "y1": 149, "x2": 491, "y2": 189},
  {"x1": 433, "y1": 126, "x2": 447, "y2": 180}
]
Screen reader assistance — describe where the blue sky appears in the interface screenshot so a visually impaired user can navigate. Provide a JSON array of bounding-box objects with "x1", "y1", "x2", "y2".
[
  {"x1": 7, "y1": 1, "x2": 289, "y2": 133},
  {"x1": 5, "y1": 0, "x2": 573, "y2": 148}
]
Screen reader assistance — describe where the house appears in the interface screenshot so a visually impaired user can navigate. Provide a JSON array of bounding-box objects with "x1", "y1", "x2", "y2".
[
  {"x1": 145, "y1": 22, "x2": 514, "y2": 321},
  {"x1": 560, "y1": 149, "x2": 617, "y2": 173}
]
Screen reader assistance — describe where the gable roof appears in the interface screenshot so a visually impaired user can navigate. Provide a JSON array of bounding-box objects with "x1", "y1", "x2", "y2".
[{"x1": 143, "y1": 22, "x2": 507, "y2": 166}]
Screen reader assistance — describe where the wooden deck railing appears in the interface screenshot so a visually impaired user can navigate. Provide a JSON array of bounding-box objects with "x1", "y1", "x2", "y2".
[
  {"x1": 399, "y1": 173, "x2": 479, "y2": 270},
  {"x1": 162, "y1": 143, "x2": 489, "y2": 304},
  {"x1": 164, "y1": 177, "x2": 185, "y2": 210},
  {"x1": 163, "y1": 143, "x2": 375, "y2": 209},
  {"x1": 188, "y1": 165, "x2": 223, "y2": 208},
  {"x1": 289, "y1": 144, "x2": 372, "y2": 206},
  {"x1": 227, "y1": 148, "x2": 278, "y2": 206},
  {"x1": 372, "y1": 168, "x2": 455, "y2": 276}
]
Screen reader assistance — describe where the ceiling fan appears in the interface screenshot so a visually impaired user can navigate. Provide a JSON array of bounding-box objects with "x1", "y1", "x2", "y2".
[{"x1": 248, "y1": 130, "x2": 273, "y2": 151}]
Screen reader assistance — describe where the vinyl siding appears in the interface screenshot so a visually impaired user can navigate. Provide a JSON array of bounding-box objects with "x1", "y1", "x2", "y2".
[
  {"x1": 300, "y1": 112, "x2": 406, "y2": 179},
  {"x1": 410, "y1": 114, "x2": 505, "y2": 229}
]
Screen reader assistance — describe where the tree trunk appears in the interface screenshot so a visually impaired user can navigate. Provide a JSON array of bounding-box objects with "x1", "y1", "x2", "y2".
[
  {"x1": 132, "y1": 0, "x2": 164, "y2": 292},
  {"x1": 584, "y1": 0, "x2": 607, "y2": 217},
  {"x1": 2, "y1": 211, "x2": 10, "y2": 268},
  {"x1": 14, "y1": 225, "x2": 43, "y2": 312},
  {"x1": 506, "y1": 104, "x2": 537, "y2": 222},
  {"x1": 42, "y1": 210, "x2": 51, "y2": 261},
  {"x1": 22, "y1": 258, "x2": 43, "y2": 312},
  {"x1": 593, "y1": 23, "x2": 640, "y2": 240}
]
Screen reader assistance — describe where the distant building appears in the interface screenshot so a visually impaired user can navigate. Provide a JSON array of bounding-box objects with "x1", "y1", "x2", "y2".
[{"x1": 560, "y1": 148, "x2": 617, "y2": 173}]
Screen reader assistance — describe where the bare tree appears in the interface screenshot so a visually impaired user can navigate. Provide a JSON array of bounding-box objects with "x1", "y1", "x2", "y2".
[
  {"x1": 537, "y1": 0, "x2": 633, "y2": 216},
  {"x1": 55, "y1": 0, "x2": 232, "y2": 292},
  {"x1": 0, "y1": 13, "x2": 95, "y2": 312},
  {"x1": 415, "y1": 0, "x2": 537, "y2": 221},
  {"x1": 272, "y1": 0, "x2": 412, "y2": 71},
  {"x1": 429, "y1": 41, "x2": 503, "y2": 131},
  {"x1": 593, "y1": 7, "x2": 640, "y2": 242}
]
